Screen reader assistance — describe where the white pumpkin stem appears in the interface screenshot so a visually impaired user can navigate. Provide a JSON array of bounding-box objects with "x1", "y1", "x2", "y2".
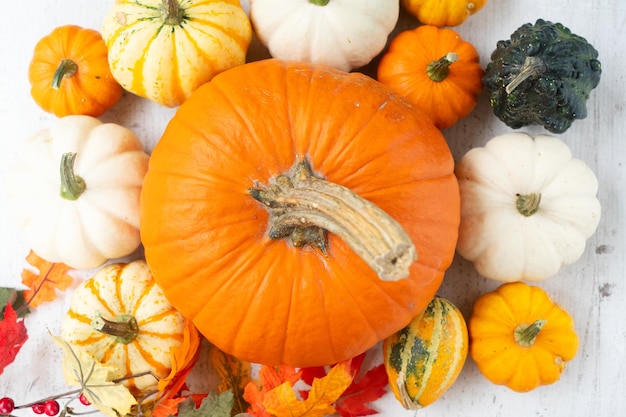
[
  {"x1": 249, "y1": 159, "x2": 417, "y2": 282},
  {"x1": 505, "y1": 55, "x2": 546, "y2": 94},
  {"x1": 60, "y1": 152, "x2": 86, "y2": 201},
  {"x1": 52, "y1": 59, "x2": 78, "y2": 90},
  {"x1": 514, "y1": 319, "x2": 546, "y2": 347},
  {"x1": 516, "y1": 192, "x2": 542, "y2": 216},
  {"x1": 427, "y1": 52, "x2": 458, "y2": 82},
  {"x1": 91, "y1": 312, "x2": 139, "y2": 344},
  {"x1": 162, "y1": 0, "x2": 183, "y2": 25}
]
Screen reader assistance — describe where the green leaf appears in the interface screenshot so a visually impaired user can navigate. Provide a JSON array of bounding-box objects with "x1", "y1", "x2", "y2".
[
  {"x1": 178, "y1": 391, "x2": 234, "y2": 417},
  {"x1": 0, "y1": 288, "x2": 29, "y2": 317}
]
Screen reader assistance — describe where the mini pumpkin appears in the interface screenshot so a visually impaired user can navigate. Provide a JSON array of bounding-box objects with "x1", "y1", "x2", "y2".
[
  {"x1": 377, "y1": 25, "x2": 484, "y2": 130},
  {"x1": 469, "y1": 282, "x2": 579, "y2": 392},
  {"x1": 249, "y1": 0, "x2": 399, "y2": 72},
  {"x1": 140, "y1": 59, "x2": 460, "y2": 367},
  {"x1": 455, "y1": 132, "x2": 601, "y2": 281},
  {"x1": 101, "y1": 0, "x2": 252, "y2": 107},
  {"x1": 61, "y1": 260, "x2": 194, "y2": 395},
  {"x1": 5, "y1": 115, "x2": 149, "y2": 269},
  {"x1": 402, "y1": 0, "x2": 487, "y2": 27},
  {"x1": 28, "y1": 25, "x2": 123, "y2": 117},
  {"x1": 383, "y1": 296, "x2": 468, "y2": 409}
]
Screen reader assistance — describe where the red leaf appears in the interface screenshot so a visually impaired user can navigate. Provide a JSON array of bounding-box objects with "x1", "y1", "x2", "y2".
[
  {"x1": 0, "y1": 303, "x2": 28, "y2": 375},
  {"x1": 335, "y1": 363, "x2": 387, "y2": 417},
  {"x1": 299, "y1": 353, "x2": 388, "y2": 417}
]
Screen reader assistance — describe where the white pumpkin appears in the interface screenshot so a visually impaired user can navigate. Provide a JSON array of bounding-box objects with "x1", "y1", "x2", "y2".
[
  {"x1": 61, "y1": 260, "x2": 188, "y2": 395},
  {"x1": 5, "y1": 115, "x2": 149, "y2": 269},
  {"x1": 455, "y1": 133, "x2": 601, "y2": 281},
  {"x1": 250, "y1": 0, "x2": 399, "y2": 72}
]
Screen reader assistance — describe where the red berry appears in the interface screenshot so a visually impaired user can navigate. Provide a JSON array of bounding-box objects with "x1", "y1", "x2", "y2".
[
  {"x1": 43, "y1": 400, "x2": 60, "y2": 416},
  {"x1": 79, "y1": 393, "x2": 91, "y2": 406},
  {"x1": 0, "y1": 397, "x2": 15, "y2": 414},
  {"x1": 32, "y1": 403, "x2": 45, "y2": 414}
]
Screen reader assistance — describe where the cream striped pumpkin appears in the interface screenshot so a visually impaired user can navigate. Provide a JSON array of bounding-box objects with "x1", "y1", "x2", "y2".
[
  {"x1": 101, "y1": 0, "x2": 252, "y2": 107},
  {"x1": 383, "y1": 296, "x2": 468, "y2": 409},
  {"x1": 60, "y1": 260, "x2": 187, "y2": 395}
]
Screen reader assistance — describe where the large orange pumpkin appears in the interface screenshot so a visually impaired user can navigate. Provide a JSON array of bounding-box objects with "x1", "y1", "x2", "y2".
[{"x1": 140, "y1": 59, "x2": 460, "y2": 367}]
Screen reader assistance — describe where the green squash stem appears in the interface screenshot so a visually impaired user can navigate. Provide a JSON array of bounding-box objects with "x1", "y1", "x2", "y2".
[
  {"x1": 51, "y1": 59, "x2": 78, "y2": 90},
  {"x1": 426, "y1": 52, "x2": 458, "y2": 82},
  {"x1": 309, "y1": 0, "x2": 330, "y2": 5},
  {"x1": 516, "y1": 192, "x2": 542, "y2": 216},
  {"x1": 505, "y1": 56, "x2": 547, "y2": 94},
  {"x1": 60, "y1": 152, "x2": 86, "y2": 201},
  {"x1": 91, "y1": 312, "x2": 139, "y2": 344},
  {"x1": 514, "y1": 319, "x2": 546, "y2": 347},
  {"x1": 162, "y1": 0, "x2": 183, "y2": 25},
  {"x1": 249, "y1": 159, "x2": 417, "y2": 282}
]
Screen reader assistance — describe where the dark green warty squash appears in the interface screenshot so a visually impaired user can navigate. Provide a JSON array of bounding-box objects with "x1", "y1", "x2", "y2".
[{"x1": 483, "y1": 19, "x2": 601, "y2": 133}]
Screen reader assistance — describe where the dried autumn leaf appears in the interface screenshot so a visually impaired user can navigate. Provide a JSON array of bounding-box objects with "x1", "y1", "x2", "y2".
[
  {"x1": 21, "y1": 250, "x2": 73, "y2": 307},
  {"x1": 177, "y1": 391, "x2": 234, "y2": 417},
  {"x1": 209, "y1": 344, "x2": 252, "y2": 415},
  {"x1": 51, "y1": 334, "x2": 137, "y2": 417},
  {"x1": 244, "y1": 365, "x2": 303, "y2": 417},
  {"x1": 158, "y1": 319, "x2": 201, "y2": 392},
  {"x1": 0, "y1": 288, "x2": 29, "y2": 318},
  {"x1": 0, "y1": 303, "x2": 28, "y2": 375},
  {"x1": 263, "y1": 360, "x2": 354, "y2": 417},
  {"x1": 334, "y1": 360, "x2": 387, "y2": 417}
]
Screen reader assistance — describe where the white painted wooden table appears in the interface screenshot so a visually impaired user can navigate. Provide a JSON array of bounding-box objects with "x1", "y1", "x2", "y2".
[{"x1": 1, "y1": 1, "x2": 624, "y2": 417}]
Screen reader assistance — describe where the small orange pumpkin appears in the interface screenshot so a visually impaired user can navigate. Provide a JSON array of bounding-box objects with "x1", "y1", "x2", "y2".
[
  {"x1": 377, "y1": 25, "x2": 484, "y2": 130},
  {"x1": 28, "y1": 25, "x2": 123, "y2": 117},
  {"x1": 140, "y1": 59, "x2": 460, "y2": 367}
]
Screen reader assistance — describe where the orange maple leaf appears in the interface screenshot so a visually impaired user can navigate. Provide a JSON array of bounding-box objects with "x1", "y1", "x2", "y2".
[
  {"x1": 21, "y1": 250, "x2": 73, "y2": 308},
  {"x1": 263, "y1": 360, "x2": 354, "y2": 417},
  {"x1": 244, "y1": 364, "x2": 303, "y2": 417}
]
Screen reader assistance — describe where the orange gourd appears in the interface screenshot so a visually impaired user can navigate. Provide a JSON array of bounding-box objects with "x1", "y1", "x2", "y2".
[
  {"x1": 469, "y1": 282, "x2": 579, "y2": 392},
  {"x1": 377, "y1": 25, "x2": 484, "y2": 130},
  {"x1": 28, "y1": 25, "x2": 123, "y2": 117},
  {"x1": 140, "y1": 59, "x2": 460, "y2": 367}
]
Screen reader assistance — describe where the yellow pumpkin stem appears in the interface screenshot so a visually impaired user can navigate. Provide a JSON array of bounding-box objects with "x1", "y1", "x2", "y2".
[
  {"x1": 426, "y1": 52, "x2": 458, "y2": 82},
  {"x1": 514, "y1": 319, "x2": 546, "y2": 347},
  {"x1": 51, "y1": 59, "x2": 78, "y2": 90},
  {"x1": 162, "y1": 0, "x2": 183, "y2": 25},
  {"x1": 249, "y1": 159, "x2": 417, "y2": 281},
  {"x1": 516, "y1": 192, "x2": 542, "y2": 216},
  {"x1": 505, "y1": 56, "x2": 546, "y2": 94},
  {"x1": 91, "y1": 312, "x2": 139, "y2": 344},
  {"x1": 60, "y1": 152, "x2": 86, "y2": 201}
]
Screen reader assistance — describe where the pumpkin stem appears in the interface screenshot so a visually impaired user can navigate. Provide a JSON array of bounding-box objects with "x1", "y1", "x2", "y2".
[
  {"x1": 249, "y1": 159, "x2": 417, "y2": 282},
  {"x1": 426, "y1": 52, "x2": 458, "y2": 82},
  {"x1": 516, "y1": 192, "x2": 542, "y2": 216},
  {"x1": 91, "y1": 312, "x2": 139, "y2": 344},
  {"x1": 505, "y1": 55, "x2": 546, "y2": 94},
  {"x1": 60, "y1": 152, "x2": 86, "y2": 201},
  {"x1": 309, "y1": 0, "x2": 330, "y2": 5},
  {"x1": 514, "y1": 319, "x2": 546, "y2": 347},
  {"x1": 162, "y1": 0, "x2": 183, "y2": 25},
  {"x1": 52, "y1": 59, "x2": 78, "y2": 90}
]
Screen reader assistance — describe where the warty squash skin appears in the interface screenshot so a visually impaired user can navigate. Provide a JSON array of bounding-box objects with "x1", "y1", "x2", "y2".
[
  {"x1": 140, "y1": 59, "x2": 460, "y2": 367},
  {"x1": 61, "y1": 260, "x2": 190, "y2": 396},
  {"x1": 383, "y1": 296, "x2": 468, "y2": 409}
]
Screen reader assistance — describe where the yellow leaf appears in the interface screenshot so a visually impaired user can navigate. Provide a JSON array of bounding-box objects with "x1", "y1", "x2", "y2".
[
  {"x1": 209, "y1": 344, "x2": 252, "y2": 414},
  {"x1": 263, "y1": 360, "x2": 354, "y2": 417},
  {"x1": 51, "y1": 334, "x2": 138, "y2": 417}
]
